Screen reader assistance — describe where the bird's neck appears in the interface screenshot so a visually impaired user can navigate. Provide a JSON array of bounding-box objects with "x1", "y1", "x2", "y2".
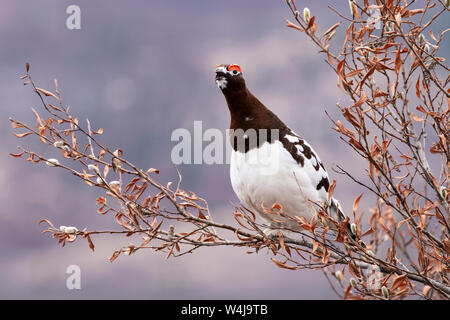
[{"x1": 223, "y1": 87, "x2": 286, "y2": 132}]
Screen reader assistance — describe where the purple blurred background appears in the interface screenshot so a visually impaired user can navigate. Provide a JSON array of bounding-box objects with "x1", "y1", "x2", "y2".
[{"x1": 1, "y1": 1, "x2": 447, "y2": 299}]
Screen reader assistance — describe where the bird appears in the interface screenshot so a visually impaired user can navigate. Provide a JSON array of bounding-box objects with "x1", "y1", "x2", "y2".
[{"x1": 215, "y1": 63, "x2": 356, "y2": 242}]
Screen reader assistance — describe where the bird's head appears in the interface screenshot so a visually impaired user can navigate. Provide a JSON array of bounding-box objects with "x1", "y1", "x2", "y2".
[{"x1": 215, "y1": 64, "x2": 246, "y2": 92}]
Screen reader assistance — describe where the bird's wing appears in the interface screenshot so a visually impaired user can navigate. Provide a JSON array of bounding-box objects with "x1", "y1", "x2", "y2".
[
  {"x1": 280, "y1": 131, "x2": 331, "y2": 203},
  {"x1": 281, "y1": 131, "x2": 361, "y2": 242},
  {"x1": 280, "y1": 131, "x2": 349, "y2": 218}
]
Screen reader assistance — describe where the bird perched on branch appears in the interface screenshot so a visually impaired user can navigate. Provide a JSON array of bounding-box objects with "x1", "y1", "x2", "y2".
[{"x1": 215, "y1": 63, "x2": 357, "y2": 243}]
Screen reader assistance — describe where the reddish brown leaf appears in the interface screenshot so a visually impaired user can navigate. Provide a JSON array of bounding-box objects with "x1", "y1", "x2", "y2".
[
  {"x1": 343, "y1": 108, "x2": 361, "y2": 129},
  {"x1": 422, "y1": 285, "x2": 431, "y2": 296},
  {"x1": 9, "y1": 152, "x2": 24, "y2": 158},
  {"x1": 10, "y1": 120, "x2": 25, "y2": 129},
  {"x1": 415, "y1": 76, "x2": 421, "y2": 99},
  {"x1": 48, "y1": 104, "x2": 63, "y2": 112},
  {"x1": 198, "y1": 210, "x2": 207, "y2": 220},
  {"x1": 394, "y1": 48, "x2": 402, "y2": 75},
  {"x1": 340, "y1": 24, "x2": 352, "y2": 56},
  {"x1": 410, "y1": 113, "x2": 424, "y2": 122},
  {"x1": 108, "y1": 251, "x2": 121, "y2": 262},
  {"x1": 357, "y1": 65, "x2": 376, "y2": 91},
  {"x1": 96, "y1": 197, "x2": 106, "y2": 205},
  {"x1": 353, "y1": 193, "x2": 363, "y2": 213},
  {"x1": 38, "y1": 219, "x2": 56, "y2": 229},
  {"x1": 271, "y1": 258, "x2": 297, "y2": 270},
  {"x1": 14, "y1": 132, "x2": 33, "y2": 138},
  {"x1": 349, "y1": 138, "x2": 365, "y2": 152},
  {"x1": 31, "y1": 108, "x2": 44, "y2": 127},
  {"x1": 36, "y1": 88, "x2": 57, "y2": 99},
  {"x1": 346, "y1": 69, "x2": 364, "y2": 78},
  {"x1": 306, "y1": 16, "x2": 315, "y2": 32},
  {"x1": 147, "y1": 168, "x2": 160, "y2": 174},
  {"x1": 322, "y1": 21, "x2": 341, "y2": 38},
  {"x1": 285, "y1": 19, "x2": 305, "y2": 32},
  {"x1": 391, "y1": 274, "x2": 408, "y2": 292},
  {"x1": 85, "y1": 234, "x2": 95, "y2": 252},
  {"x1": 361, "y1": 228, "x2": 374, "y2": 237},
  {"x1": 328, "y1": 180, "x2": 336, "y2": 203}
]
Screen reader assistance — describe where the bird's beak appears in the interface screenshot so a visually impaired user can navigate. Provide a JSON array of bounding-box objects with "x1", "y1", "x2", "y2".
[
  {"x1": 215, "y1": 64, "x2": 227, "y2": 74},
  {"x1": 215, "y1": 65, "x2": 227, "y2": 80}
]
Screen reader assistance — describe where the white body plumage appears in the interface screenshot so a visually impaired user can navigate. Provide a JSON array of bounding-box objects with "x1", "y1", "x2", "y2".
[{"x1": 230, "y1": 138, "x2": 331, "y2": 232}]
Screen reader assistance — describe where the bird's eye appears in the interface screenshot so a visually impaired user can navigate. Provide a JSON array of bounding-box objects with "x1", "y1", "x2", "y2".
[{"x1": 228, "y1": 64, "x2": 242, "y2": 74}]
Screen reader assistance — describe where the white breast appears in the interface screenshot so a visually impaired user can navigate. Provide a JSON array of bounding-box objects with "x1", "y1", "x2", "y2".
[{"x1": 230, "y1": 140, "x2": 328, "y2": 229}]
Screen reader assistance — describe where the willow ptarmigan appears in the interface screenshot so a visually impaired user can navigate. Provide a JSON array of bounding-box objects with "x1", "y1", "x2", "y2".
[{"x1": 215, "y1": 63, "x2": 354, "y2": 240}]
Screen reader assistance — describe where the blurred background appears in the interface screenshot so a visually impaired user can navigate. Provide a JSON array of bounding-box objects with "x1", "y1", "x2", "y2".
[{"x1": 1, "y1": 0, "x2": 446, "y2": 299}]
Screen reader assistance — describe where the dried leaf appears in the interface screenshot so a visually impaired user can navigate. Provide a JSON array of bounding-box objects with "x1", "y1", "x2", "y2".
[
  {"x1": 96, "y1": 197, "x2": 106, "y2": 205},
  {"x1": 271, "y1": 258, "x2": 297, "y2": 270},
  {"x1": 14, "y1": 132, "x2": 33, "y2": 138},
  {"x1": 198, "y1": 210, "x2": 207, "y2": 220},
  {"x1": 346, "y1": 69, "x2": 364, "y2": 78},
  {"x1": 36, "y1": 88, "x2": 58, "y2": 99},
  {"x1": 31, "y1": 108, "x2": 44, "y2": 127},
  {"x1": 322, "y1": 21, "x2": 342, "y2": 38},
  {"x1": 285, "y1": 19, "x2": 305, "y2": 32},
  {"x1": 391, "y1": 274, "x2": 408, "y2": 292},
  {"x1": 85, "y1": 234, "x2": 95, "y2": 252},
  {"x1": 353, "y1": 193, "x2": 363, "y2": 213},
  {"x1": 410, "y1": 113, "x2": 424, "y2": 122},
  {"x1": 9, "y1": 152, "x2": 24, "y2": 158},
  {"x1": 108, "y1": 251, "x2": 121, "y2": 262},
  {"x1": 395, "y1": 13, "x2": 402, "y2": 26},
  {"x1": 38, "y1": 219, "x2": 56, "y2": 229},
  {"x1": 147, "y1": 168, "x2": 160, "y2": 174},
  {"x1": 422, "y1": 285, "x2": 431, "y2": 296},
  {"x1": 415, "y1": 76, "x2": 421, "y2": 99},
  {"x1": 328, "y1": 180, "x2": 336, "y2": 203},
  {"x1": 306, "y1": 16, "x2": 315, "y2": 32},
  {"x1": 394, "y1": 48, "x2": 402, "y2": 75},
  {"x1": 48, "y1": 104, "x2": 63, "y2": 112}
]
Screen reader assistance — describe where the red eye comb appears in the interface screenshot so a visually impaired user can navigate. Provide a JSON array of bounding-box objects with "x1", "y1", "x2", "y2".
[{"x1": 228, "y1": 64, "x2": 242, "y2": 73}]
